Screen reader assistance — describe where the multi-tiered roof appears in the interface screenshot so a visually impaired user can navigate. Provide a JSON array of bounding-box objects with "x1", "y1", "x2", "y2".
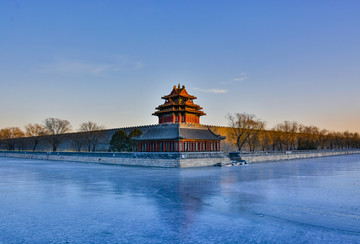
[{"x1": 152, "y1": 84, "x2": 206, "y2": 124}]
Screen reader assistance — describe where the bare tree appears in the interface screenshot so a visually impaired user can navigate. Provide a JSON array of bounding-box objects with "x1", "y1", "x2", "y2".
[
  {"x1": 343, "y1": 131, "x2": 353, "y2": 149},
  {"x1": 0, "y1": 127, "x2": 25, "y2": 150},
  {"x1": 317, "y1": 129, "x2": 329, "y2": 150},
  {"x1": 71, "y1": 134, "x2": 86, "y2": 152},
  {"x1": 259, "y1": 130, "x2": 276, "y2": 151},
  {"x1": 298, "y1": 125, "x2": 320, "y2": 150},
  {"x1": 78, "y1": 121, "x2": 105, "y2": 152},
  {"x1": 25, "y1": 123, "x2": 49, "y2": 151},
  {"x1": 227, "y1": 113, "x2": 265, "y2": 151},
  {"x1": 274, "y1": 121, "x2": 299, "y2": 150},
  {"x1": 246, "y1": 120, "x2": 266, "y2": 151},
  {"x1": 43, "y1": 118, "x2": 72, "y2": 151}
]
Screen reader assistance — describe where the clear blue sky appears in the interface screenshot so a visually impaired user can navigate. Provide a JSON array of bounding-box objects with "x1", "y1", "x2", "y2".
[{"x1": 1, "y1": 0, "x2": 359, "y2": 132}]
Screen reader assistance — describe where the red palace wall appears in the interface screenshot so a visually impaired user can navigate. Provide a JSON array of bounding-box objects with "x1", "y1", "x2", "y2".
[
  {"x1": 137, "y1": 140, "x2": 221, "y2": 152},
  {"x1": 159, "y1": 114, "x2": 200, "y2": 124}
]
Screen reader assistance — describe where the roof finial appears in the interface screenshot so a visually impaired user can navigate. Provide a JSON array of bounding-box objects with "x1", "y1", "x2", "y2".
[{"x1": 178, "y1": 83, "x2": 181, "y2": 89}]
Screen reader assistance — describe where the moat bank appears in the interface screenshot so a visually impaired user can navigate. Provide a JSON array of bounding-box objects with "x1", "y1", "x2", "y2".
[
  {"x1": 1, "y1": 150, "x2": 360, "y2": 167},
  {"x1": 241, "y1": 150, "x2": 360, "y2": 163},
  {"x1": 0, "y1": 151, "x2": 227, "y2": 168}
]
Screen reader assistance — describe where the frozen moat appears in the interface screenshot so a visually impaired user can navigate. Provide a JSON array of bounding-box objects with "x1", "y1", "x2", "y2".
[{"x1": 0, "y1": 155, "x2": 360, "y2": 243}]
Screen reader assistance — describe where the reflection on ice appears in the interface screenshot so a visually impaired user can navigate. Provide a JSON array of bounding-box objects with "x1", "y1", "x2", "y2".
[{"x1": 0, "y1": 155, "x2": 360, "y2": 243}]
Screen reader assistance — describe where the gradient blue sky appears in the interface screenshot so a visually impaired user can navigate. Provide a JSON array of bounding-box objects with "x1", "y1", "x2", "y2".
[{"x1": 1, "y1": 0, "x2": 359, "y2": 132}]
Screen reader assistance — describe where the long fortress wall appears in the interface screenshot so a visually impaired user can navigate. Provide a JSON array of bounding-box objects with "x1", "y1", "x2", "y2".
[{"x1": 0, "y1": 123, "x2": 236, "y2": 152}]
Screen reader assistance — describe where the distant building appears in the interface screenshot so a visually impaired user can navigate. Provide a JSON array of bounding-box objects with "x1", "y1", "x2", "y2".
[{"x1": 135, "y1": 84, "x2": 225, "y2": 152}]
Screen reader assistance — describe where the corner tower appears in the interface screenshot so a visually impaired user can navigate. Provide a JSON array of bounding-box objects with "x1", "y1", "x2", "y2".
[{"x1": 152, "y1": 84, "x2": 206, "y2": 124}]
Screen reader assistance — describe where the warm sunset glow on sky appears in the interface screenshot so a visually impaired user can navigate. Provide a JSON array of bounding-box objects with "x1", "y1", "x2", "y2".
[{"x1": 1, "y1": 1, "x2": 359, "y2": 133}]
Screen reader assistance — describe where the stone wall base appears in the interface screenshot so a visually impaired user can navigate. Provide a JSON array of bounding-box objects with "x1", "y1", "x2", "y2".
[
  {"x1": 242, "y1": 150, "x2": 360, "y2": 163},
  {"x1": 0, "y1": 151, "x2": 229, "y2": 168}
]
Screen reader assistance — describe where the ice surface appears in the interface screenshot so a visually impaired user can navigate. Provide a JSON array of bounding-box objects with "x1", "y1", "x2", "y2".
[{"x1": 0, "y1": 155, "x2": 360, "y2": 243}]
